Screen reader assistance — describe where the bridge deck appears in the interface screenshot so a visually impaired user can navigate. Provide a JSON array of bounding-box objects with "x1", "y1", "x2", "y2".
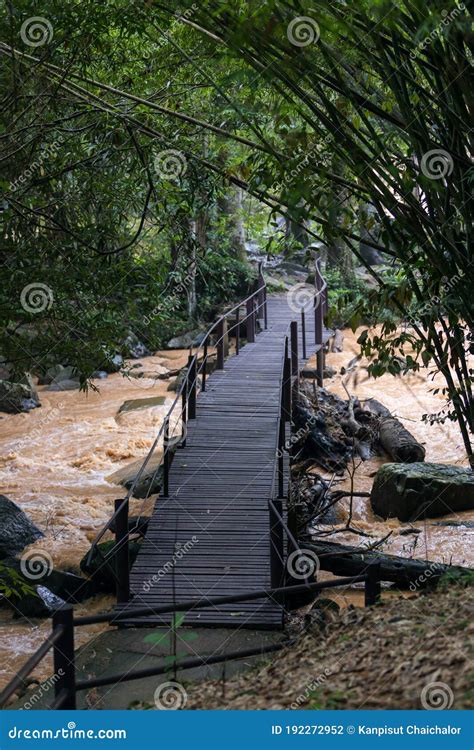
[{"x1": 118, "y1": 295, "x2": 331, "y2": 629}]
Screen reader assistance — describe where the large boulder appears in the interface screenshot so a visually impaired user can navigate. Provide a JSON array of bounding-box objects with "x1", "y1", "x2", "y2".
[
  {"x1": 371, "y1": 462, "x2": 474, "y2": 522},
  {"x1": 38, "y1": 364, "x2": 77, "y2": 386},
  {"x1": 1, "y1": 556, "x2": 96, "y2": 603},
  {"x1": 167, "y1": 329, "x2": 204, "y2": 349},
  {"x1": 122, "y1": 332, "x2": 151, "y2": 359},
  {"x1": 46, "y1": 379, "x2": 80, "y2": 392},
  {"x1": 0, "y1": 381, "x2": 40, "y2": 414},
  {"x1": 0, "y1": 496, "x2": 43, "y2": 557},
  {"x1": 10, "y1": 585, "x2": 65, "y2": 619}
]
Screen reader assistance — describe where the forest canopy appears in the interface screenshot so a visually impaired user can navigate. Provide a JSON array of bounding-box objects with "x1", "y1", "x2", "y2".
[{"x1": 0, "y1": 1, "x2": 473, "y2": 458}]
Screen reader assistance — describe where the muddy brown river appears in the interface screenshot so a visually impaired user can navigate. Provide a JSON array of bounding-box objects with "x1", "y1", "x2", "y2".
[{"x1": 0, "y1": 332, "x2": 472, "y2": 690}]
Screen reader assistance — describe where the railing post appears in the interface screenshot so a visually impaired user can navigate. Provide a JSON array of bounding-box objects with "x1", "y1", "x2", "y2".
[
  {"x1": 290, "y1": 320, "x2": 298, "y2": 378},
  {"x1": 301, "y1": 309, "x2": 307, "y2": 360},
  {"x1": 53, "y1": 605, "x2": 76, "y2": 710},
  {"x1": 283, "y1": 338, "x2": 291, "y2": 423},
  {"x1": 246, "y1": 298, "x2": 255, "y2": 343},
  {"x1": 365, "y1": 562, "x2": 381, "y2": 606},
  {"x1": 216, "y1": 319, "x2": 225, "y2": 369},
  {"x1": 235, "y1": 307, "x2": 240, "y2": 355},
  {"x1": 269, "y1": 499, "x2": 284, "y2": 588},
  {"x1": 264, "y1": 285, "x2": 268, "y2": 330},
  {"x1": 187, "y1": 355, "x2": 197, "y2": 419},
  {"x1": 315, "y1": 260, "x2": 325, "y2": 387},
  {"x1": 278, "y1": 418, "x2": 285, "y2": 498},
  {"x1": 114, "y1": 498, "x2": 130, "y2": 605},
  {"x1": 257, "y1": 262, "x2": 265, "y2": 328},
  {"x1": 163, "y1": 416, "x2": 170, "y2": 496},
  {"x1": 181, "y1": 378, "x2": 187, "y2": 448},
  {"x1": 201, "y1": 336, "x2": 208, "y2": 392}
]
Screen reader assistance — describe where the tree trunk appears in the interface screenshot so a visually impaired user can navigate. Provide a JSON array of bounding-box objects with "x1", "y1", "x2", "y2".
[
  {"x1": 304, "y1": 539, "x2": 471, "y2": 588},
  {"x1": 364, "y1": 399, "x2": 426, "y2": 462}
]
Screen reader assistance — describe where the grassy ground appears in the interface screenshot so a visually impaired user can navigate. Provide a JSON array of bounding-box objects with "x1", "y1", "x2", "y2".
[{"x1": 182, "y1": 584, "x2": 473, "y2": 710}]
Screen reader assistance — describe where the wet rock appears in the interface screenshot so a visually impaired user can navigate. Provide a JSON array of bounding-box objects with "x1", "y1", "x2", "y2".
[
  {"x1": 103, "y1": 353, "x2": 124, "y2": 373},
  {"x1": 371, "y1": 462, "x2": 474, "y2": 522},
  {"x1": 167, "y1": 368, "x2": 202, "y2": 393},
  {"x1": 0, "y1": 380, "x2": 40, "y2": 414},
  {"x1": 117, "y1": 396, "x2": 166, "y2": 415},
  {"x1": 107, "y1": 456, "x2": 163, "y2": 499},
  {"x1": 80, "y1": 539, "x2": 142, "y2": 593},
  {"x1": 1, "y1": 557, "x2": 95, "y2": 602},
  {"x1": 38, "y1": 365, "x2": 77, "y2": 386},
  {"x1": 46, "y1": 379, "x2": 80, "y2": 392},
  {"x1": 276, "y1": 260, "x2": 308, "y2": 275},
  {"x1": 91, "y1": 370, "x2": 108, "y2": 380},
  {"x1": 167, "y1": 329, "x2": 204, "y2": 349},
  {"x1": 123, "y1": 332, "x2": 151, "y2": 359},
  {"x1": 0, "y1": 496, "x2": 43, "y2": 558},
  {"x1": 13, "y1": 586, "x2": 65, "y2": 619},
  {"x1": 128, "y1": 365, "x2": 170, "y2": 380}
]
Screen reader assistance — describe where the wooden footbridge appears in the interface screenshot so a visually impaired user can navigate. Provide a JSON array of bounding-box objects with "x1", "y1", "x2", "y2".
[
  {"x1": 102, "y1": 264, "x2": 330, "y2": 629},
  {"x1": 0, "y1": 261, "x2": 385, "y2": 711}
]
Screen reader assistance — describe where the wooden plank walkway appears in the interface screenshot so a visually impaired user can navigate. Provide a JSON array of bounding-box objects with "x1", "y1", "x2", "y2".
[{"x1": 119, "y1": 295, "x2": 331, "y2": 629}]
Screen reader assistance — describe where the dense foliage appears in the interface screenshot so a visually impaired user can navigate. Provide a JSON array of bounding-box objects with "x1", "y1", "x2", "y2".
[{"x1": 1, "y1": 1, "x2": 472, "y2": 457}]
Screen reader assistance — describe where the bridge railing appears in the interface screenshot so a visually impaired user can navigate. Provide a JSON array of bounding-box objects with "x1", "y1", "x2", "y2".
[
  {"x1": 89, "y1": 257, "x2": 329, "y2": 606},
  {"x1": 268, "y1": 257, "x2": 328, "y2": 593},
  {"x1": 85, "y1": 262, "x2": 269, "y2": 599},
  {"x1": 0, "y1": 568, "x2": 381, "y2": 710}
]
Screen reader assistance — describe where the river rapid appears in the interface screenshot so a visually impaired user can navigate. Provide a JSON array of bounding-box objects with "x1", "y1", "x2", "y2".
[{"x1": 0, "y1": 332, "x2": 472, "y2": 690}]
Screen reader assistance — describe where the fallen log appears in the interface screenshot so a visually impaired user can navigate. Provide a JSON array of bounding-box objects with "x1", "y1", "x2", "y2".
[
  {"x1": 364, "y1": 398, "x2": 426, "y2": 463},
  {"x1": 304, "y1": 538, "x2": 471, "y2": 588}
]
